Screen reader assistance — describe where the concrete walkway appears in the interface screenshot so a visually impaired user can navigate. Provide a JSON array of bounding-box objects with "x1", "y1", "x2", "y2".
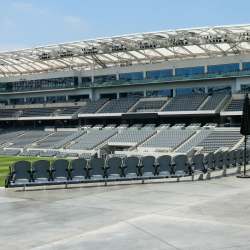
[{"x1": 1, "y1": 167, "x2": 250, "y2": 250}]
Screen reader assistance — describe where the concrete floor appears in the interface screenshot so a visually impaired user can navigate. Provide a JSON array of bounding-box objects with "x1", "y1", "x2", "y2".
[{"x1": 1, "y1": 168, "x2": 250, "y2": 250}]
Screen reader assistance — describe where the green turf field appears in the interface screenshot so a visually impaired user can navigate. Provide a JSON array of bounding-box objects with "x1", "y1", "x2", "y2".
[{"x1": 0, "y1": 156, "x2": 73, "y2": 187}]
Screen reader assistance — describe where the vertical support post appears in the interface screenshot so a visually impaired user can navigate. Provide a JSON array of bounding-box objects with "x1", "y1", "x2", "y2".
[
  {"x1": 206, "y1": 172, "x2": 211, "y2": 179},
  {"x1": 23, "y1": 185, "x2": 25, "y2": 191},
  {"x1": 177, "y1": 176, "x2": 180, "y2": 182},
  {"x1": 191, "y1": 175, "x2": 194, "y2": 181},
  {"x1": 198, "y1": 174, "x2": 204, "y2": 180},
  {"x1": 65, "y1": 182, "x2": 67, "y2": 189},
  {"x1": 142, "y1": 179, "x2": 144, "y2": 184},
  {"x1": 222, "y1": 169, "x2": 227, "y2": 177},
  {"x1": 105, "y1": 180, "x2": 107, "y2": 186},
  {"x1": 244, "y1": 135, "x2": 247, "y2": 176}
]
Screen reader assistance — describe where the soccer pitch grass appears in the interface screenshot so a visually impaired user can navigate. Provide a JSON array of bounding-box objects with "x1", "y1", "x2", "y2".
[{"x1": 0, "y1": 156, "x2": 74, "y2": 187}]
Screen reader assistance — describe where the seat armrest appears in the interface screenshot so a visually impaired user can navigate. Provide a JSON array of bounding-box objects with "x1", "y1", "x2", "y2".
[{"x1": 171, "y1": 163, "x2": 177, "y2": 167}]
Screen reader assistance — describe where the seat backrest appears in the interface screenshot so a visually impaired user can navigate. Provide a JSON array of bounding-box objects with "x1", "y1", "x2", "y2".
[
  {"x1": 228, "y1": 150, "x2": 235, "y2": 165},
  {"x1": 192, "y1": 154, "x2": 204, "y2": 171},
  {"x1": 70, "y1": 158, "x2": 87, "y2": 178},
  {"x1": 32, "y1": 160, "x2": 50, "y2": 179},
  {"x1": 157, "y1": 155, "x2": 172, "y2": 173},
  {"x1": 106, "y1": 157, "x2": 122, "y2": 175},
  {"x1": 12, "y1": 161, "x2": 31, "y2": 181},
  {"x1": 235, "y1": 149, "x2": 242, "y2": 164},
  {"x1": 141, "y1": 156, "x2": 155, "y2": 174},
  {"x1": 213, "y1": 152, "x2": 221, "y2": 168},
  {"x1": 220, "y1": 151, "x2": 228, "y2": 167},
  {"x1": 173, "y1": 155, "x2": 188, "y2": 172},
  {"x1": 51, "y1": 159, "x2": 69, "y2": 178},
  {"x1": 89, "y1": 158, "x2": 105, "y2": 177},
  {"x1": 205, "y1": 152, "x2": 214, "y2": 169},
  {"x1": 124, "y1": 156, "x2": 139, "y2": 175}
]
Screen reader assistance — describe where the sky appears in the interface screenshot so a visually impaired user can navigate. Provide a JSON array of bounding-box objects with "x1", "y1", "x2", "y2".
[{"x1": 0, "y1": 0, "x2": 249, "y2": 52}]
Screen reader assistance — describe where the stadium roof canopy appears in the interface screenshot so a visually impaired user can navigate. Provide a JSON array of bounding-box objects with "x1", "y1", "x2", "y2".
[{"x1": 1, "y1": 24, "x2": 250, "y2": 77}]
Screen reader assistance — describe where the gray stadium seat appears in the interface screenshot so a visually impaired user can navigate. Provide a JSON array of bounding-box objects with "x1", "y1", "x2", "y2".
[
  {"x1": 220, "y1": 151, "x2": 229, "y2": 168},
  {"x1": 235, "y1": 149, "x2": 243, "y2": 166},
  {"x1": 173, "y1": 155, "x2": 190, "y2": 174},
  {"x1": 123, "y1": 156, "x2": 140, "y2": 176},
  {"x1": 87, "y1": 158, "x2": 105, "y2": 178},
  {"x1": 191, "y1": 154, "x2": 206, "y2": 173},
  {"x1": 12, "y1": 161, "x2": 31, "y2": 183},
  {"x1": 212, "y1": 152, "x2": 221, "y2": 170},
  {"x1": 51, "y1": 159, "x2": 70, "y2": 181},
  {"x1": 106, "y1": 157, "x2": 123, "y2": 177},
  {"x1": 70, "y1": 158, "x2": 88, "y2": 179},
  {"x1": 156, "y1": 155, "x2": 172, "y2": 175},
  {"x1": 204, "y1": 152, "x2": 214, "y2": 170},
  {"x1": 32, "y1": 160, "x2": 51, "y2": 181},
  {"x1": 227, "y1": 150, "x2": 236, "y2": 167},
  {"x1": 140, "y1": 156, "x2": 156, "y2": 175}
]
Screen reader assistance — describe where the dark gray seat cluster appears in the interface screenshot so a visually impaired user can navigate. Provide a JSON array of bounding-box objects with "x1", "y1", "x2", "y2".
[
  {"x1": 98, "y1": 97, "x2": 139, "y2": 113},
  {"x1": 5, "y1": 155, "x2": 192, "y2": 188},
  {"x1": 130, "y1": 99, "x2": 167, "y2": 112},
  {"x1": 8, "y1": 131, "x2": 52, "y2": 148},
  {"x1": 201, "y1": 93, "x2": 228, "y2": 110},
  {"x1": 0, "y1": 128, "x2": 27, "y2": 146},
  {"x1": 162, "y1": 93, "x2": 208, "y2": 111},
  {"x1": 19, "y1": 150, "x2": 44, "y2": 157},
  {"x1": 6, "y1": 149, "x2": 248, "y2": 188},
  {"x1": 49, "y1": 130, "x2": 86, "y2": 149},
  {"x1": 0, "y1": 109, "x2": 21, "y2": 118},
  {"x1": 34, "y1": 131, "x2": 74, "y2": 149},
  {"x1": 0, "y1": 149, "x2": 21, "y2": 156},
  {"x1": 80, "y1": 98, "x2": 109, "y2": 114},
  {"x1": 141, "y1": 130, "x2": 194, "y2": 149},
  {"x1": 71, "y1": 130, "x2": 117, "y2": 150},
  {"x1": 224, "y1": 99, "x2": 247, "y2": 111},
  {"x1": 57, "y1": 106, "x2": 82, "y2": 116},
  {"x1": 19, "y1": 108, "x2": 57, "y2": 117},
  {"x1": 39, "y1": 151, "x2": 58, "y2": 157},
  {"x1": 198, "y1": 131, "x2": 243, "y2": 153}
]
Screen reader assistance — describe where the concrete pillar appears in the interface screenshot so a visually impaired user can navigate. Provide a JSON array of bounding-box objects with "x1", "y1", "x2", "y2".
[
  {"x1": 117, "y1": 73, "x2": 119, "y2": 80},
  {"x1": 173, "y1": 67, "x2": 176, "y2": 76},
  {"x1": 240, "y1": 61, "x2": 243, "y2": 70},
  {"x1": 205, "y1": 65, "x2": 208, "y2": 73}
]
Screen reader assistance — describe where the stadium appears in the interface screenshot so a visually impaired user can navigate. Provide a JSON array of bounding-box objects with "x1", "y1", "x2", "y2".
[{"x1": 2, "y1": 23, "x2": 250, "y2": 249}]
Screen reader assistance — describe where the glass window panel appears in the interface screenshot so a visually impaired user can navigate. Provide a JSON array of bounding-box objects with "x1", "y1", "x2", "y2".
[
  {"x1": 0, "y1": 83, "x2": 6, "y2": 91},
  {"x1": 208, "y1": 86, "x2": 231, "y2": 94},
  {"x1": 241, "y1": 84, "x2": 250, "y2": 92},
  {"x1": 146, "y1": 89, "x2": 172, "y2": 97},
  {"x1": 243, "y1": 63, "x2": 250, "y2": 70},
  {"x1": 119, "y1": 91, "x2": 144, "y2": 98},
  {"x1": 176, "y1": 88, "x2": 205, "y2": 95},
  {"x1": 176, "y1": 67, "x2": 204, "y2": 76},
  {"x1": 69, "y1": 94, "x2": 89, "y2": 101},
  {"x1": 94, "y1": 75, "x2": 117, "y2": 82},
  {"x1": 82, "y1": 77, "x2": 92, "y2": 83},
  {"x1": 119, "y1": 72, "x2": 143, "y2": 80},
  {"x1": 146, "y1": 70, "x2": 173, "y2": 78},
  {"x1": 208, "y1": 64, "x2": 239, "y2": 73},
  {"x1": 100, "y1": 93, "x2": 117, "y2": 99}
]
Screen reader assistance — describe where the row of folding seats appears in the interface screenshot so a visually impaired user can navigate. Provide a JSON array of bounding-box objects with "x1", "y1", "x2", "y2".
[
  {"x1": 97, "y1": 98, "x2": 139, "y2": 113},
  {"x1": 176, "y1": 130, "x2": 212, "y2": 153},
  {"x1": 7, "y1": 148, "x2": 247, "y2": 187},
  {"x1": 57, "y1": 106, "x2": 82, "y2": 116},
  {"x1": 224, "y1": 99, "x2": 246, "y2": 111},
  {"x1": 141, "y1": 130, "x2": 194, "y2": 149},
  {"x1": 130, "y1": 100, "x2": 167, "y2": 112},
  {"x1": 0, "y1": 109, "x2": 21, "y2": 118},
  {"x1": 0, "y1": 128, "x2": 28, "y2": 146},
  {"x1": 162, "y1": 93, "x2": 208, "y2": 111},
  {"x1": 50, "y1": 130, "x2": 86, "y2": 149},
  {"x1": 19, "y1": 108, "x2": 57, "y2": 117},
  {"x1": 35, "y1": 131, "x2": 74, "y2": 149},
  {"x1": 201, "y1": 93, "x2": 228, "y2": 110},
  {"x1": 8, "y1": 131, "x2": 52, "y2": 148},
  {"x1": 80, "y1": 98, "x2": 109, "y2": 114},
  {"x1": 71, "y1": 130, "x2": 117, "y2": 150},
  {"x1": 0, "y1": 149, "x2": 21, "y2": 156},
  {"x1": 198, "y1": 131, "x2": 243, "y2": 153}
]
